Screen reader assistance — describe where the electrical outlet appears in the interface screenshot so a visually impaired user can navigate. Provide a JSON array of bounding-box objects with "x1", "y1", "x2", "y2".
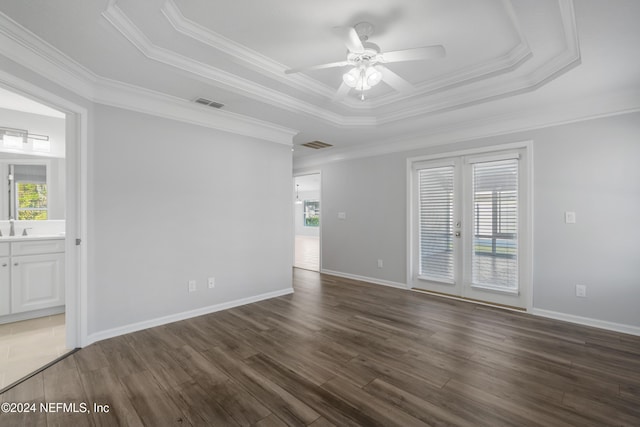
[
  {"x1": 575, "y1": 284, "x2": 586, "y2": 297},
  {"x1": 377, "y1": 259, "x2": 383, "y2": 268},
  {"x1": 188, "y1": 280, "x2": 196, "y2": 293},
  {"x1": 208, "y1": 277, "x2": 215, "y2": 289},
  {"x1": 565, "y1": 211, "x2": 576, "y2": 224}
]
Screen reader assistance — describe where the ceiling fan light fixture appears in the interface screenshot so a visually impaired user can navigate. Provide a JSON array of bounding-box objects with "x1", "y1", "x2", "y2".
[
  {"x1": 365, "y1": 66, "x2": 382, "y2": 87},
  {"x1": 343, "y1": 65, "x2": 382, "y2": 91},
  {"x1": 342, "y1": 67, "x2": 360, "y2": 87}
]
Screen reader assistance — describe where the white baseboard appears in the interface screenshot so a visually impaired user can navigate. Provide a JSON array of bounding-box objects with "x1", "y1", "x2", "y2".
[
  {"x1": 0, "y1": 306, "x2": 65, "y2": 325},
  {"x1": 531, "y1": 308, "x2": 640, "y2": 337},
  {"x1": 320, "y1": 269, "x2": 409, "y2": 290},
  {"x1": 86, "y1": 288, "x2": 294, "y2": 345},
  {"x1": 319, "y1": 269, "x2": 640, "y2": 337}
]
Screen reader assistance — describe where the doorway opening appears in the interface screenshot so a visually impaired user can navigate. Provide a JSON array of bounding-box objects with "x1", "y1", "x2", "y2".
[
  {"x1": 294, "y1": 173, "x2": 321, "y2": 272},
  {"x1": 0, "y1": 82, "x2": 81, "y2": 392}
]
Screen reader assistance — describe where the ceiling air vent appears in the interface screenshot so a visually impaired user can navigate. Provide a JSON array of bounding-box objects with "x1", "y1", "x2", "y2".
[
  {"x1": 194, "y1": 98, "x2": 224, "y2": 109},
  {"x1": 301, "y1": 141, "x2": 333, "y2": 149}
]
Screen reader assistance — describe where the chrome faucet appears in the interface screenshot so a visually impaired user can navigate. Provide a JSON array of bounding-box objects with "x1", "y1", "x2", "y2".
[{"x1": 9, "y1": 219, "x2": 15, "y2": 236}]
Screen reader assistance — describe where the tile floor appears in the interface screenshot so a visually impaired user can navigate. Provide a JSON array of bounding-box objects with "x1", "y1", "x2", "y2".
[
  {"x1": 294, "y1": 235, "x2": 319, "y2": 271},
  {"x1": 0, "y1": 314, "x2": 67, "y2": 390}
]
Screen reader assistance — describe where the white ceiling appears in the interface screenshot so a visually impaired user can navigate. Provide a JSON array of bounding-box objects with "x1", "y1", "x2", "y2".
[{"x1": 0, "y1": 0, "x2": 638, "y2": 165}]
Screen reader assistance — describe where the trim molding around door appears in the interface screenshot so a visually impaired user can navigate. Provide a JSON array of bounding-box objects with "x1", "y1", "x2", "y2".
[
  {"x1": 0, "y1": 70, "x2": 89, "y2": 348},
  {"x1": 406, "y1": 140, "x2": 534, "y2": 311}
]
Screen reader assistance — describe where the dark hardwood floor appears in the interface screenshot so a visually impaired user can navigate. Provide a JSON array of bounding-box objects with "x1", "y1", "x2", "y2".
[{"x1": 2, "y1": 268, "x2": 640, "y2": 426}]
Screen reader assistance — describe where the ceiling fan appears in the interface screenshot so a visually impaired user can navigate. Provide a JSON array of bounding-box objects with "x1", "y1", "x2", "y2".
[{"x1": 285, "y1": 22, "x2": 446, "y2": 101}]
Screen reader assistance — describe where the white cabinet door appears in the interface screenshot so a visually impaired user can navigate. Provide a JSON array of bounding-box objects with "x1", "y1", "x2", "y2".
[
  {"x1": 0, "y1": 257, "x2": 9, "y2": 316},
  {"x1": 11, "y1": 253, "x2": 65, "y2": 313}
]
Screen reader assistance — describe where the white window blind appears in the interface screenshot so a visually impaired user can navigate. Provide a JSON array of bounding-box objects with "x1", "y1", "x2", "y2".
[
  {"x1": 418, "y1": 166, "x2": 454, "y2": 282},
  {"x1": 471, "y1": 159, "x2": 518, "y2": 290}
]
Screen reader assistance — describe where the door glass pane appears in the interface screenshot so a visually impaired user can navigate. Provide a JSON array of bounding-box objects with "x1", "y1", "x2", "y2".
[
  {"x1": 472, "y1": 160, "x2": 518, "y2": 289},
  {"x1": 303, "y1": 200, "x2": 319, "y2": 227},
  {"x1": 418, "y1": 166, "x2": 454, "y2": 282}
]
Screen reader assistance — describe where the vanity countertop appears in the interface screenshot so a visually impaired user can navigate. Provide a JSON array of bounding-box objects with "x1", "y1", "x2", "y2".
[{"x1": 0, "y1": 234, "x2": 65, "y2": 242}]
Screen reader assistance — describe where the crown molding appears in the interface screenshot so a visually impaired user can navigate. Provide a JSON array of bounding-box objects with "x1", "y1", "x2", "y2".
[
  {"x1": 94, "y1": 78, "x2": 298, "y2": 145},
  {"x1": 293, "y1": 89, "x2": 640, "y2": 169},
  {"x1": 103, "y1": 0, "x2": 377, "y2": 128},
  {"x1": 0, "y1": 10, "x2": 298, "y2": 145},
  {"x1": 0, "y1": 11, "x2": 96, "y2": 98},
  {"x1": 103, "y1": 0, "x2": 580, "y2": 127},
  {"x1": 376, "y1": 0, "x2": 580, "y2": 124},
  {"x1": 161, "y1": 0, "x2": 337, "y2": 100},
  {"x1": 367, "y1": 42, "x2": 532, "y2": 109},
  {"x1": 361, "y1": 0, "x2": 533, "y2": 109},
  {"x1": 160, "y1": 0, "x2": 533, "y2": 111},
  {"x1": 0, "y1": 0, "x2": 588, "y2": 138}
]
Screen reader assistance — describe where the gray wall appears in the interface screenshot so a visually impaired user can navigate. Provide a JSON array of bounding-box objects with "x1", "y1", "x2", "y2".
[
  {"x1": 296, "y1": 112, "x2": 640, "y2": 328},
  {"x1": 2, "y1": 54, "x2": 294, "y2": 342},
  {"x1": 91, "y1": 105, "x2": 293, "y2": 333}
]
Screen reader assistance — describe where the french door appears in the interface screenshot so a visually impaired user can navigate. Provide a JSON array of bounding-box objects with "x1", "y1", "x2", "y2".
[{"x1": 410, "y1": 149, "x2": 529, "y2": 309}]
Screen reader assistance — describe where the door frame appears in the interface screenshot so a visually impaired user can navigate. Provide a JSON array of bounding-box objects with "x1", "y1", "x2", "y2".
[
  {"x1": 407, "y1": 141, "x2": 533, "y2": 311},
  {"x1": 293, "y1": 171, "x2": 322, "y2": 272},
  {"x1": 0, "y1": 70, "x2": 88, "y2": 348}
]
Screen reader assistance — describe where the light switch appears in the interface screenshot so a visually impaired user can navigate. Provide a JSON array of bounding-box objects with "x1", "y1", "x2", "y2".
[
  {"x1": 565, "y1": 211, "x2": 576, "y2": 224},
  {"x1": 338, "y1": 212, "x2": 346, "y2": 220}
]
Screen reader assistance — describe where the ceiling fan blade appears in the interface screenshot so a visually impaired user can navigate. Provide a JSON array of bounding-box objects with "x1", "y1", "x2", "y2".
[
  {"x1": 376, "y1": 65, "x2": 414, "y2": 93},
  {"x1": 285, "y1": 60, "x2": 350, "y2": 74},
  {"x1": 381, "y1": 45, "x2": 446, "y2": 63},
  {"x1": 332, "y1": 26, "x2": 364, "y2": 54},
  {"x1": 332, "y1": 82, "x2": 351, "y2": 102}
]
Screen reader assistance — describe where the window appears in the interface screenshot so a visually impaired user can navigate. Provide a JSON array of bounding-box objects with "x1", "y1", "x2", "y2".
[
  {"x1": 10, "y1": 164, "x2": 48, "y2": 220},
  {"x1": 303, "y1": 200, "x2": 319, "y2": 227}
]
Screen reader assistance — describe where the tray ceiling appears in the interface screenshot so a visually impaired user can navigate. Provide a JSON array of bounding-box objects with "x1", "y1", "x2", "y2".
[{"x1": 0, "y1": 0, "x2": 639, "y2": 164}]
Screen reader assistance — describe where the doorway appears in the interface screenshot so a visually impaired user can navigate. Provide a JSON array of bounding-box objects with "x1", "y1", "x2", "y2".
[
  {"x1": 294, "y1": 173, "x2": 321, "y2": 271},
  {"x1": 409, "y1": 146, "x2": 531, "y2": 309},
  {"x1": 0, "y1": 77, "x2": 85, "y2": 392}
]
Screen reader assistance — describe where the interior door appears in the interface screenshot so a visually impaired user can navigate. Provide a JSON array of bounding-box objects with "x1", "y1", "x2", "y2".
[{"x1": 411, "y1": 149, "x2": 528, "y2": 309}]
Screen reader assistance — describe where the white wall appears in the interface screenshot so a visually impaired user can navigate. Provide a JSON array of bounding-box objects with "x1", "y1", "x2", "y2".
[
  {"x1": 91, "y1": 105, "x2": 293, "y2": 333},
  {"x1": 295, "y1": 112, "x2": 640, "y2": 330},
  {"x1": 294, "y1": 190, "x2": 320, "y2": 237}
]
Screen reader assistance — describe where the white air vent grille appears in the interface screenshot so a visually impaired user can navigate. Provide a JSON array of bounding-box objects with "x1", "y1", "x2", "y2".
[
  {"x1": 194, "y1": 98, "x2": 224, "y2": 109},
  {"x1": 301, "y1": 141, "x2": 333, "y2": 149}
]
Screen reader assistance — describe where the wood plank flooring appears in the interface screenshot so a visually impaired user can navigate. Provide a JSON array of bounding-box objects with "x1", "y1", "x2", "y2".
[{"x1": 2, "y1": 268, "x2": 640, "y2": 426}]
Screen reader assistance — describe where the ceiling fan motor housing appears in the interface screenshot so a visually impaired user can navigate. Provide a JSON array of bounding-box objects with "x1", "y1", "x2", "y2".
[
  {"x1": 354, "y1": 21, "x2": 375, "y2": 41},
  {"x1": 347, "y1": 44, "x2": 381, "y2": 65}
]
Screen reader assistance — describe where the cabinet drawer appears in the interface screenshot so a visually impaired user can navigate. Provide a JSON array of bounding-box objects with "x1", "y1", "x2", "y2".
[
  {"x1": 0, "y1": 243, "x2": 8, "y2": 257},
  {"x1": 11, "y1": 239, "x2": 65, "y2": 256}
]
